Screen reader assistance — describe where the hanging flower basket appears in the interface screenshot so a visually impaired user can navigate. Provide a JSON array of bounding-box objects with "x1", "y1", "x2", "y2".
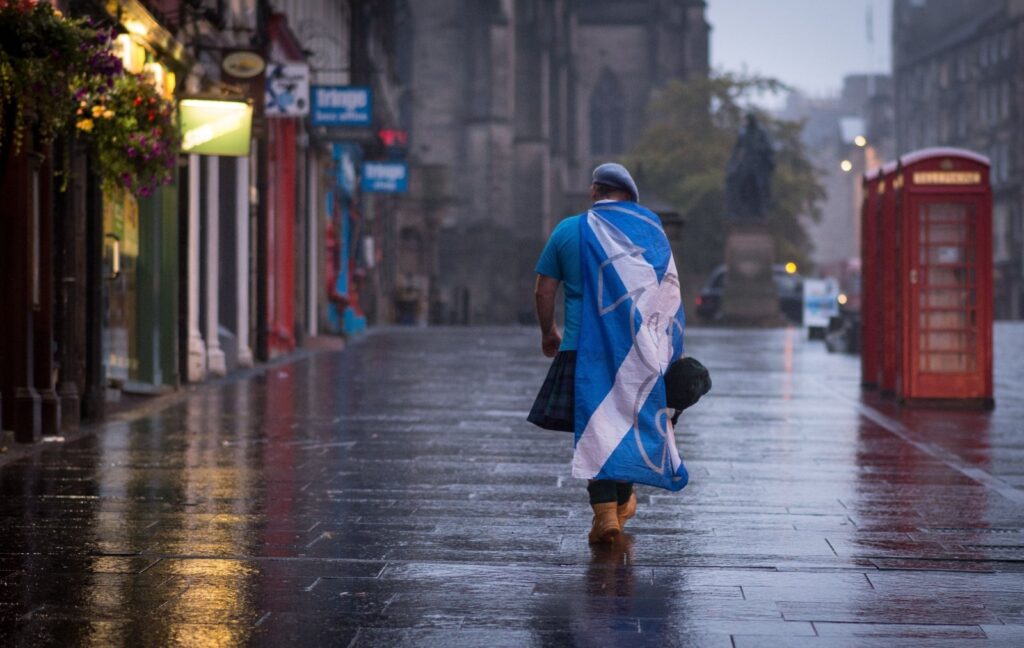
[
  {"x1": 76, "y1": 73, "x2": 180, "y2": 196},
  {"x1": 0, "y1": 0, "x2": 180, "y2": 195}
]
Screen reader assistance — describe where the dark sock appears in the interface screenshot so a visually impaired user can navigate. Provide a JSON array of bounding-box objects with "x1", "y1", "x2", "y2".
[
  {"x1": 616, "y1": 482, "x2": 634, "y2": 505},
  {"x1": 587, "y1": 480, "x2": 617, "y2": 505}
]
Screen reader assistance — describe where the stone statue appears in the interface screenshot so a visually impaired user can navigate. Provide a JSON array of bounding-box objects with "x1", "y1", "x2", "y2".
[{"x1": 725, "y1": 114, "x2": 775, "y2": 221}]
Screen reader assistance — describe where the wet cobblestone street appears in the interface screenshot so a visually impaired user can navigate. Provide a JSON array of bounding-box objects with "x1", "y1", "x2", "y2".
[{"x1": 2, "y1": 325, "x2": 1024, "y2": 646}]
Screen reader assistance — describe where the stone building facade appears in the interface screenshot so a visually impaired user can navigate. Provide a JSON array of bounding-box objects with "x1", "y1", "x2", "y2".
[
  {"x1": 893, "y1": 0, "x2": 1024, "y2": 318},
  {"x1": 402, "y1": 0, "x2": 709, "y2": 324}
]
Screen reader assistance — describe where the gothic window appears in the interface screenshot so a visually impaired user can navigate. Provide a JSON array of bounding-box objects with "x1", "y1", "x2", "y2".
[{"x1": 589, "y1": 68, "x2": 624, "y2": 155}]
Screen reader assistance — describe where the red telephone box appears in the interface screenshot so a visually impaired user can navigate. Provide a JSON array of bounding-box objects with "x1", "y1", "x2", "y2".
[
  {"x1": 878, "y1": 161, "x2": 899, "y2": 394},
  {"x1": 894, "y1": 148, "x2": 993, "y2": 406},
  {"x1": 860, "y1": 169, "x2": 882, "y2": 388}
]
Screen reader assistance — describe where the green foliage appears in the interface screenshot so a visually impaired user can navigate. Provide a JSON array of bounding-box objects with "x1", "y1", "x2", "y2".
[
  {"x1": 625, "y1": 73, "x2": 825, "y2": 277},
  {"x1": 0, "y1": 1, "x2": 106, "y2": 153}
]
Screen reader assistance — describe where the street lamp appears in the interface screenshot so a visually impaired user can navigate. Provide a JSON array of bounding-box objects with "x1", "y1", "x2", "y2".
[
  {"x1": 840, "y1": 159, "x2": 853, "y2": 172},
  {"x1": 784, "y1": 261, "x2": 798, "y2": 274},
  {"x1": 854, "y1": 135, "x2": 867, "y2": 147}
]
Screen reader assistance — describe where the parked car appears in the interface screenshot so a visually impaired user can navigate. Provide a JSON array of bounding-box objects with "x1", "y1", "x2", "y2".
[{"x1": 695, "y1": 264, "x2": 804, "y2": 323}]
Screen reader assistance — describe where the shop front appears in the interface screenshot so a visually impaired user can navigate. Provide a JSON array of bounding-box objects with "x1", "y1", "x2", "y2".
[{"x1": 101, "y1": 8, "x2": 184, "y2": 398}]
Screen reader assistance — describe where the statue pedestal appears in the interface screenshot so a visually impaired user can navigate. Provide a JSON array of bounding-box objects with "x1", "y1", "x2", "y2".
[{"x1": 720, "y1": 222, "x2": 785, "y2": 326}]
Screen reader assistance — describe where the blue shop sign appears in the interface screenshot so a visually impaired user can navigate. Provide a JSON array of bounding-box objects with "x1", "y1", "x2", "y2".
[
  {"x1": 311, "y1": 86, "x2": 372, "y2": 126},
  {"x1": 362, "y1": 161, "x2": 408, "y2": 193}
]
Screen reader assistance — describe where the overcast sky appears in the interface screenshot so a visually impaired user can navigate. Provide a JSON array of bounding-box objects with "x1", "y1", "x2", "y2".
[{"x1": 706, "y1": 0, "x2": 892, "y2": 106}]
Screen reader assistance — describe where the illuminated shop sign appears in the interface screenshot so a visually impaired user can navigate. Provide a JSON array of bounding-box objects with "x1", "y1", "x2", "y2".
[
  {"x1": 311, "y1": 86, "x2": 372, "y2": 126},
  {"x1": 179, "y1": 98, "x2": 253, "y2": 156},
  {"x1": 362, "y1": 161, "x2": 408, "y2": 193}
]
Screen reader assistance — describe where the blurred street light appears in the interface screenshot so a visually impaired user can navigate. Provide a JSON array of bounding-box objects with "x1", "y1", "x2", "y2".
[
  {"x1": 854, "y1": 135, "x2": 867, "y2": 147},
  {"x1": 784, "y1": 261, "x2": 798, "y2": 274},
  {"x1": 840, "y1": 159, "x2": 853, "y2": 172},
  {"x1": 837, "y1": 293, "x2": 848, "y2": 306}
]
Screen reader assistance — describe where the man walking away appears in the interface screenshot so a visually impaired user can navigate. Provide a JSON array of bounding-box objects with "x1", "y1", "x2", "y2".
[{"x1": 529, "y1": 163, "x2": 688, "y2": 544}]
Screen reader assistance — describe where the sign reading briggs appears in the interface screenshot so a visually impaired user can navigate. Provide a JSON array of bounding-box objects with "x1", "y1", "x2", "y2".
[
  {"x1": 362, "y1": 161, "x2": 408, "y2": 193},
  {"x1": 311, "y1": 86, "x2": 372, "y2": 126}
]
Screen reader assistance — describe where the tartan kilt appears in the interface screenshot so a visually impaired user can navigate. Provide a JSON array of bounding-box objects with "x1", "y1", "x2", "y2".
[{"x1": 527, "y1": 350, "x2": 576, "y2": 432}]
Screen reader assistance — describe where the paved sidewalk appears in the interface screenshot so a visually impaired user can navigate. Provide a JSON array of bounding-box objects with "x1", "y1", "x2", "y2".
[{"x1": 1, "y1": 325, "x2": 1023, "y2": 646}]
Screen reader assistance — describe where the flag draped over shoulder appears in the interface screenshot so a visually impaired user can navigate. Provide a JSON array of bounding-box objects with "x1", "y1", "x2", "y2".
[{"x1": 572, "y1": 202, "x2": 688, "y2": 491}]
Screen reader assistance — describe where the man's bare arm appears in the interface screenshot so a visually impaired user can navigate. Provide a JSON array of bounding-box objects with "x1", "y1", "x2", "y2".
[{"x1": 534, "y1": 274, "x2": 562, "y2": 357}]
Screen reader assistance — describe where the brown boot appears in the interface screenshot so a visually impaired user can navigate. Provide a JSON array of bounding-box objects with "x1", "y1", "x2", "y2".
[
  {"x1": 617, "y1": 492, "x2": 637, "y2": 530},
  {"x1": 588, "y1": 502, "x2": 621, "y2": 544}
]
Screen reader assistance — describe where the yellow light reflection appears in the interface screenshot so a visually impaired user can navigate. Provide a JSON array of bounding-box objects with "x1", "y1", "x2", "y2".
[
  {"x1": 115, "y1": 33, "x2": 146, "y2": 74},
  {"x1": 152, "y1": 396, "x2": 257, "y2": 646},
  {"x1": 784, "y1": 261, "x2": 797, "y2": 274}
]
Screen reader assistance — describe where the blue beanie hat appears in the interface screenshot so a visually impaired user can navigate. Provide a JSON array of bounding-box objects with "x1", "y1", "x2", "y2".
[{"x1": 592, "y1": 162, "x2": 639, "y2": 202}]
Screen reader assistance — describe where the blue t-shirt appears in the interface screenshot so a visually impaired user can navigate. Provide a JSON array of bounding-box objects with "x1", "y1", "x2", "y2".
[{"x1": 536, "y1": 215, "x2": 582, "y2": 351}]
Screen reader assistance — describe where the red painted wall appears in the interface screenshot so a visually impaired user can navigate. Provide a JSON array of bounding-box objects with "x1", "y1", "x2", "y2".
[{"x1": 267, "y1": 119, "x2": 297, "y2": 356}]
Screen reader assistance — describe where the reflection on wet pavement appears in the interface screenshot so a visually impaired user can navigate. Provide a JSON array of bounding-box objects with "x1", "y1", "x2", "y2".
[{"x1": 2, "y1": 325, "x2": 1024, "y2": 646}]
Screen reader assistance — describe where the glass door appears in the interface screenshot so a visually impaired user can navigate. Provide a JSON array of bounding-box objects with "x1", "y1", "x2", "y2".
[{"x1": 912, "y1": 201, "x2": 980, "y2": 391}]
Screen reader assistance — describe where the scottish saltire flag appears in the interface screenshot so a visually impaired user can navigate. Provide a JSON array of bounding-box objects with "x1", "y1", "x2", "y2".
[{"x1": 573, "y1": 202, "x2": 688, "y2": 491}]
